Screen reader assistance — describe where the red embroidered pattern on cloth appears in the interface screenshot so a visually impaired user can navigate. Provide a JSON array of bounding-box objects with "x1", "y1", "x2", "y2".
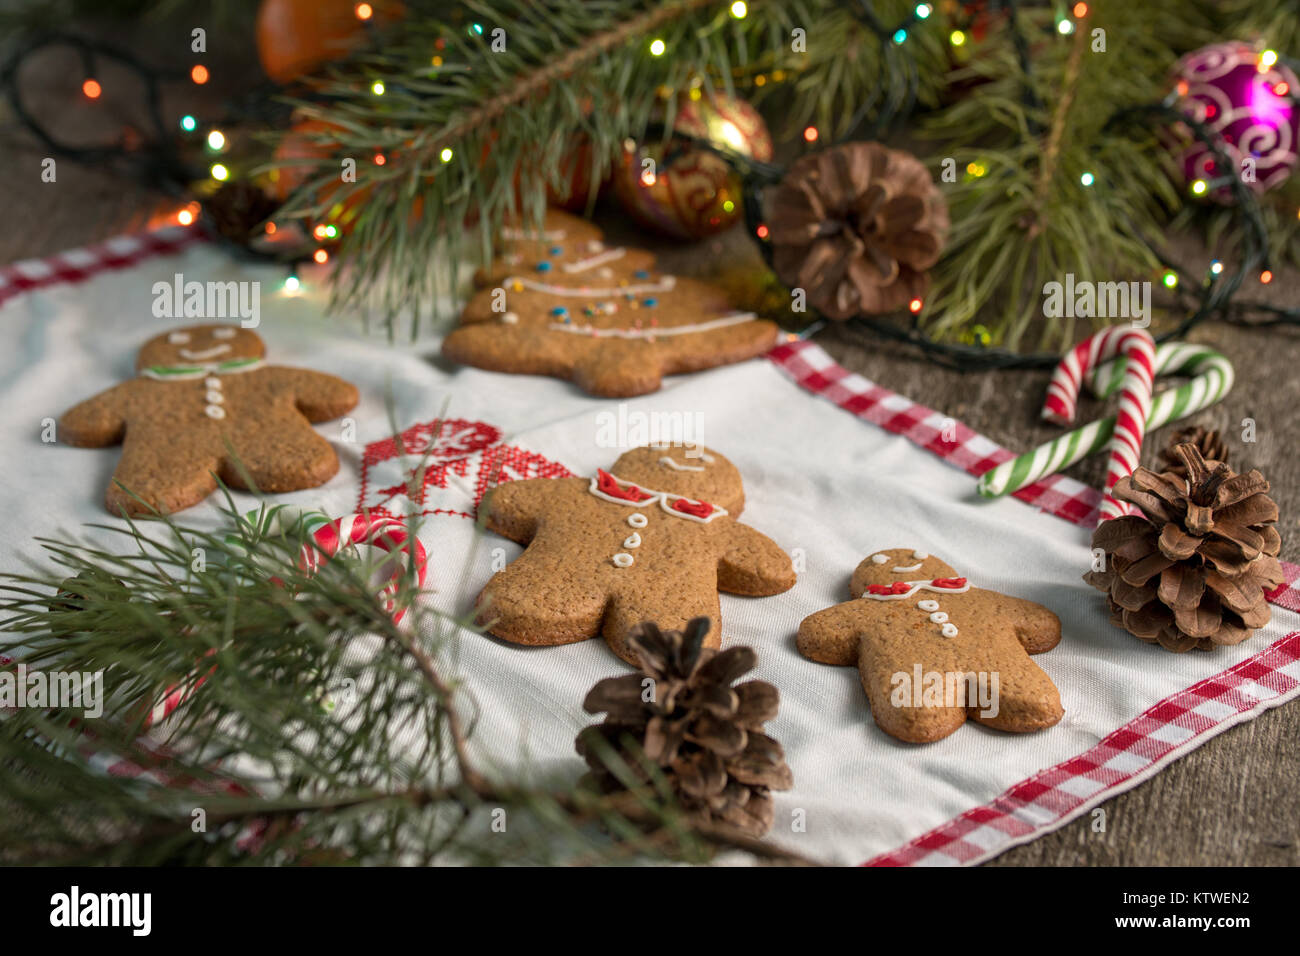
[{"x1": 357, "y1": 418, "x2": 573, "y2": 520}]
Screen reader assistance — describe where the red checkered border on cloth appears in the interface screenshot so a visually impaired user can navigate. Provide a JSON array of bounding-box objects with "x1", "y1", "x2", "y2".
[
  {"x1": 767, "y1": 338, "x2": 1300, "y2": 866},
  {"x1": 4, "y1": 230, "x2": 1297, "y2": 867},
  {"x1": 0, "y1": 225, "x2": 204, "y2": 310}
]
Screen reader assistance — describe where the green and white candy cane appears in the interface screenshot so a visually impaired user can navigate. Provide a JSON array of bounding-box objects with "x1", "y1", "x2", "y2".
[
  {"x1": 977, "y1": 342, "x2": 1234, "y2": 498},
  {"x1": 224, "y1": 504, "x2": 332, "y2": 566}
]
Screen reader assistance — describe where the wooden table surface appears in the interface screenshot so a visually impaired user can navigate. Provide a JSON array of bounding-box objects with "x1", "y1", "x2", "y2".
[{"x1": 2, "y1": 26, "x2": 1296, "y2": 866}]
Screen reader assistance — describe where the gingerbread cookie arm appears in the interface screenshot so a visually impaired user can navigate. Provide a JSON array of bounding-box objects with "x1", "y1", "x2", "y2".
[
  {"x1": 994, "y1": 594, "x2": 1062, "y2": 654},
  {"x1": 716, "y1": 522, "x2": 796, "y2": 596},
  {"x1": 273, "y1": 368, "x2": 359, "y2": 423},
  {"x1": 480, "y1": 476, "x2": 584, "y2": 544},
  {"x1": 59, "y1": 381, "x2": 137, "y2": 447},
  {"x1": 796, "y1": 601, "x2": 865, "y2": 667}
]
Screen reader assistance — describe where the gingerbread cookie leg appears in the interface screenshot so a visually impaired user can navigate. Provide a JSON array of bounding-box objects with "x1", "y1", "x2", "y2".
[
  {"x1": 856, "y1": 646, "x2": 972, "y2": 744},
  {"x1": 476, "y1": 552, "x2": 608, "y2": 647},
  {"x1": 222, "y1": 420, "x2": 340, "y2": 493},
  {"x1": 107, "y1": 436, "x2": 222, "y2": 517},
  {"x1": 967, "y1": 660, "x2": 1063, "y2": 734},
  {"x1": 602, "y1": 587, "x2": 722, "y2": 665}
]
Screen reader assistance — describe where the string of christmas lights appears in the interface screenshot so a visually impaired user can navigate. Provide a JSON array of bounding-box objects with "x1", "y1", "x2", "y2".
[{"x1": 2, "y1": 1, "x2": 1298, "y2": 365}]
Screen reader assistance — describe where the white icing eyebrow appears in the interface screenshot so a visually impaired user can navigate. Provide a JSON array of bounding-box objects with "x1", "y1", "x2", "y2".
[
  {"x1": 168, "y1": 331, "x2": 191, "y2": 344},
  {"x1": 660, "y1": 456, "x2": 705, "y2": 472}
]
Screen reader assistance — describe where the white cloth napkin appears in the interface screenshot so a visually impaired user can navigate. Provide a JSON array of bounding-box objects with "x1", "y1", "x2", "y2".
[{"x1": 2, "y1": 234, "x2": 1296, "y2": 865}]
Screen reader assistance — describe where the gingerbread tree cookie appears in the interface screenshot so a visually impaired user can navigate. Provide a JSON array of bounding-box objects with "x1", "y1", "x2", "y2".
[
  {"x1": 442, "y1": 209, "x2": 781, "y2": 397},
  {"x1": 59, "y1": 323, "x2": 358, "y2": 517},
  {"x1": 476, "y1": 444, "x2": 796, "y2": 664},
  {"x1": 798, "y1": 549, "x2": 1063, "y2": 744}
]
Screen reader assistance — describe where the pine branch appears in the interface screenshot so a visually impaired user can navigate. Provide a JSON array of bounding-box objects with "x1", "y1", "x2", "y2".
[
  {"x1": 0, "y1": 492, "x2": 814, "y2": 865},
  {"x1": 269, "y1": 0, "x2": 955, "y2": 338}
]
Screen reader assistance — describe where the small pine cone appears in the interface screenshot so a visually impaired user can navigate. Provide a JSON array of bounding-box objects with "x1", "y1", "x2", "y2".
[
  {"x1": 1085, "y1": 443, "x2": 1284, "y2": 652},
  {"x1": 1157, "y1": 426, "x2": 1228, "y2": 480},
  {"x1": 204, "y1": 181, "x2": 280, "y2": 244},
  {"x1": 767, "y1": 142, "x2": 949, "y2": 318},
  {"x1": 576, "y1": 618, "x2": 793, "y2": 837}
]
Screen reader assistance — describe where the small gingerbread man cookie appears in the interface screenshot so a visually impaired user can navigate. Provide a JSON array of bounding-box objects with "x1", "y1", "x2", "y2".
[
  {"x1": 59, "y1": 323, "x2": 358, "y2": 517},
  {"x1": 477, "y1": 444, "x2": 796, "y2": 663},
  {"x1": 798, "y1": 549, "x2": 1063, "y2": 744}
]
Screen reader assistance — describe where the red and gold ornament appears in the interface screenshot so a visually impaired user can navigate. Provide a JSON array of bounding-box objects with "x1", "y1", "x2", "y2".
[{"x1": 612, "y1": 92, "x2": 772, "y2": 240}]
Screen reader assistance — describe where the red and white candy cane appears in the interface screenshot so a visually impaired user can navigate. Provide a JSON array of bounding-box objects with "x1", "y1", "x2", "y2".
[
  {"x1": 1042, "y1": 326, "x2": 1157, "y2": 522},
  {"x1": 298, "y1": 514, "x2": 428, "y2": 622},
  {"x1": 143, "y1": 514, "x2": 427, "y2": 730}
]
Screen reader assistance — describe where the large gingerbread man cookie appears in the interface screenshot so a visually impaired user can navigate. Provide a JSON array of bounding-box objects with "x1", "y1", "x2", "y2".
[
  {"x1": 59, "y1": 323, "x2": 358, "y2": 516},
  {"x1": 797, "y1": 549, "x2": 1063, "y2": 744},
  {"x1": 477, "y1": 444, "x2": 796, "y2": 663},
  {"x1": 442, "y1": 209, "x2": 781, "y2": 397}
]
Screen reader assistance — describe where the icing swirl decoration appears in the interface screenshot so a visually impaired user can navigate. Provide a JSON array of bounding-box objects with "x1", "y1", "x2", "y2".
[{"x1": 1172, "y1": 42, "x2": 1300, "y2": 200}]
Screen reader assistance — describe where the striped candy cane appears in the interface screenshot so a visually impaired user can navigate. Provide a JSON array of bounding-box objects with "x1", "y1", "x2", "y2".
[
  {"x1": 143, "y1": 513, "x2": 428, "y2": 730},
  {"x1": 1041, "y1": 328, "x2": 1157, "y2": 520},
  {"x1": 299, "y1": 514, "x2": 428, "y2": 623},
  {"x1": 977, "y1": 342, "x2": 1234, "y2": 501}
]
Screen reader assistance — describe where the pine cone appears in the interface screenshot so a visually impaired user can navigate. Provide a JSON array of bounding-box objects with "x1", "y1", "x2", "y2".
[
  {"x1": 204, "y1": 181, "x2": 280, "y2": 244},
  {"x1": 1157, "y1": 426, "x2": 1228, "y2": 479},
  {"x1": 767, "y1": 142, "x2": 949, "y2": 319},
  {"x1": 575, "y1": 618, "x2": 793, "y2": 837},
  {"x1": 1085, "y1": 443, "x2": 1284, "y2": 652}
]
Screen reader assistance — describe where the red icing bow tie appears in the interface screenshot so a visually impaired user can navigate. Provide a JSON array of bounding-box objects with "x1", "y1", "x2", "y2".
[
  {"x1": 866, "y1": 581, "x2": 911, "y2": 596},
  {"x1": 593, "y1": 469, "x2": 721, "y2": 521},
  {"x1": 596, "y1": 469, "x2": 653, "y2": 503},
  {"x1": 866, "y1": 577, "x2": 968, "y2": 596},
  {"x1": 671, "y1": 498, "x2": 715, "y2": 519}
]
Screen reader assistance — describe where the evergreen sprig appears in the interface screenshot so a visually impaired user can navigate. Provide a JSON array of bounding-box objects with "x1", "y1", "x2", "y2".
[
  {"x1": 271, "y1": 0, "x2": 956, "y2": 337},
  {"x1": 0, "y1": 495, "x2": 811, "y2": 865},
  {"x1": 915, "y1": 0, "x2": 1213, "y2": 350}
]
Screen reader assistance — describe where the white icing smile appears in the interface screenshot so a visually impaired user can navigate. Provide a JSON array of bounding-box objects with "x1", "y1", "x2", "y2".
[
  {"x1": 179, "y1": 344, "x2": 232, "y2": 360},
  {"x1": 892, "y1": 562, "x2": 924, "y2": 573}
]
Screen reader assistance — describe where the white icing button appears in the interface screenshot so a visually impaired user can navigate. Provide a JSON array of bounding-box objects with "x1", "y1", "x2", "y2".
[
  {"x1": 871, "y1": 554, "x2": 889, "y2": 565},
  {"x1": 501, "y1": 312, "x2": 519, "y2": 324},
  {"x1": 205, "y1": 389, "x2": 224, "y2": 405},
  {"x1": 612, "y1": 553, "x2": 634, "y2": 568},
  {"x1": 917, "y1": 599, "x2": 940, "y2": 612},
  {"x1": 623, "y1": 533, "x2": 642, "y2": 549},
  {"x1": 627, "y1": 513, "x2": 648, "y2": 528},
  {"x1": 204, "y1": 377, "x2": 222, "y2": 389},
  {"x1": 941, "y1": 623, "x2": 959, "y2": 638},
  {"x1": 929, "y1": 611, "x2": 949, "y2": 624},
  {"x1": 913, "y1": 550, "x2": 929, "y2": 559},
  {"x1": 597, "y1": 267, "x2": 614, "y2": 279},
  {"x1": 205, "y1": 404, "x2": 226, "y2": 420}
]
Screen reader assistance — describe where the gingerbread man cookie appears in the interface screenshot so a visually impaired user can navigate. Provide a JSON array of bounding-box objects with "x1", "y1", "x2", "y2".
[
  {"x1": 59, "y1": 323, "x2": 358, "y2": 517},
  {"x1": 477, "y1": 444, "x2": 796, "y2": 664},
  {"x1": 442, "y1": 209, "x2": 781, "y2": 397},
  {"x1": 797, "y1": 549, "x2": 1063, "y2": 744}
]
